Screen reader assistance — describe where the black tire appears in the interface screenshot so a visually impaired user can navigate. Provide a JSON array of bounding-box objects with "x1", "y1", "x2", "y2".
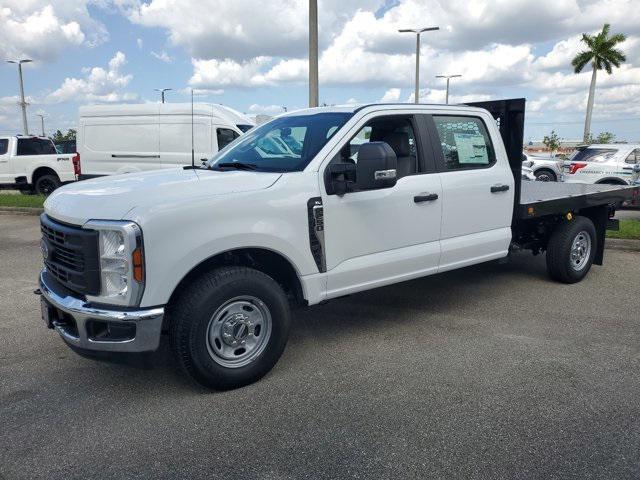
[
  {"x1": 534, "y1": 169, "x2": 556, "y2": 182},
  {"x1": 34, "y1": 174, "x2": 61, "y2": 196},
  {"x1": 546, "y1": 216, "x2": 597, "y2": 284},
  {"x1": 169, "y1": 266, "x2": 291, "y2": 390}
]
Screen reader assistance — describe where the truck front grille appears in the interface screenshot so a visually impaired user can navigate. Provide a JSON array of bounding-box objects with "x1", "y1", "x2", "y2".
[{"x1": 40, "y1": 214, "x2": 100, "y2": 296}]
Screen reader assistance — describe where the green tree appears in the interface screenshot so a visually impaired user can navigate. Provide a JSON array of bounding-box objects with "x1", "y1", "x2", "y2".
[
  {"x1": 543, "y1": 130, "x2": 561, "y2": 153},
  {"x1": 572, "y1": 24, "x2": 626, "y2": 143},
  {"x1": 50, "y1": 128, "x2": 76, "y2": 142},
  {"x1": 595, "y1": 131, "x2": 616, "y2": 144}
]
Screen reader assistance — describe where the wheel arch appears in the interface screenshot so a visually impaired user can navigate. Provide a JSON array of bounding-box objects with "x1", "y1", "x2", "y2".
[
  {"x1": 595, "y1": 177, "x2": 628, "y2": 185},
  {"x1": 165, "y1": 247, "x2": 306, "y2": 320},
  {"x1": 30, "y1": 166, "x2": 59, "y2": 185}
]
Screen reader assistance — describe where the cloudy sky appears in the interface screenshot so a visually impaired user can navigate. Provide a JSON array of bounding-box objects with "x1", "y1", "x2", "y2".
[{"x1": 0, "y1": 0, "x2": 639, "y2": 141}]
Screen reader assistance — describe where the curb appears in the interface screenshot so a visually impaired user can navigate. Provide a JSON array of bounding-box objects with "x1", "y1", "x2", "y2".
[
  {"x1": 605, "y1": 238, "x2": 640, "y2": 252},
  {"x1": 0, "y1": 207, "x2": 44, "y2": 216}
]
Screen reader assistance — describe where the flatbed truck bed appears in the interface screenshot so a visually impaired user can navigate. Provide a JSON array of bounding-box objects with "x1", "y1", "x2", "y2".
[{"x1": 518, "y1": 182, "x2": 638, "y2": 219}]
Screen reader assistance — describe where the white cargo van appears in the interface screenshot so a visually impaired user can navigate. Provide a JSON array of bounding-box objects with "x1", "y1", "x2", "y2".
[{"x1": 77, "y1": 103, "x2": 252, "y2": 178}]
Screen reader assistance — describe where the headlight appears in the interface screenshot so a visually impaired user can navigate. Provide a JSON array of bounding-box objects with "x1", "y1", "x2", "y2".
[
  {"x1": 522, "y1": 160, "x2": 534, "y2": 168},
  {"x1": 83, "y1": 220, "x2": 144, "y2": 307}
]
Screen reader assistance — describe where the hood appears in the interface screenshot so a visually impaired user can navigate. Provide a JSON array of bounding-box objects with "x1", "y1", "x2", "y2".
[{"x1": 44, "y1": 168, "x2": 282, "y2": 225}]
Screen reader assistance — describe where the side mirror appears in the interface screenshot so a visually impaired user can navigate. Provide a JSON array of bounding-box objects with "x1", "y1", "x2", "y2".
[
  {"x1": 355, "y1": 142, "x2": 397, "y2": 190},
  {"x1": 325, "y1": 162, "x2": 356, "y2": 195},
  {"x1": 633, "y1": 164, "x2": 640, "y2": 173}
]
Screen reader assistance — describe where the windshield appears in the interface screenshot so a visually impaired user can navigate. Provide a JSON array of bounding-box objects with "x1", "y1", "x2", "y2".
[
  {"x1": 569, "y1": 147, "x2": 617, "y2": 162},
  {"x1": 208, "y1": 112, "x2": 353, "y2": 172}
]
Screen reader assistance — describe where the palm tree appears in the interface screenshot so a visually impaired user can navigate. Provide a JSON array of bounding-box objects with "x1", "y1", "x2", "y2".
[{"x1": 572, "y1": 24, "x2": 626, "y2": 143}]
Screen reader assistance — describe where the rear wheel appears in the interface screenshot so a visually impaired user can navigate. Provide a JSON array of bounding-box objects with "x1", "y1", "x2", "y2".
[
  {"x1": 546, "y1": 216, "x2": 596, "y2": 283},
  {"x1": 534, "y1": 169, "x2": 556, "y2": 182},
  {"x1": 34, "y1": 174, "x2": 61, "y2": 196},
  {"x1": 170, "y1": 266, "x2": 291, "y2": 390}
]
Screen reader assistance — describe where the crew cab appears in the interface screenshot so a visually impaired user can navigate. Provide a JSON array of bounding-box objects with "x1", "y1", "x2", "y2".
[
  {"x1": 0, "y1": 136, "x2": 79, "y2": 195},
  {"x1": 36, "y1": 99, "x2": 637, "y2": 390}
]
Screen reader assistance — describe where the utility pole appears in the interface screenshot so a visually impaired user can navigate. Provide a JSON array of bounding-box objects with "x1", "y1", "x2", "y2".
[
  {"x1": 36, "y1": 114, "x2": 45, "y2": 136},
  {"x1": 6, "y1": 59, "x2": 32, "y2": 134},
  {"x1": 154, "y1": 88, "x2": 172, "y2": 103},
  {"x1": 309, "y1": 0, "x2": 319, "y2": 107},
  {"x1": 435, "y1": 74, "x2": 462, "y2": 104},
  {"x1": 398, "y1": 28, "x2": 439, "y2": 103}
]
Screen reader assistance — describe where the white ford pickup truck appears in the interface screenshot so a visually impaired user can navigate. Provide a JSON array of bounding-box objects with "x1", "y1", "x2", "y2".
[
  {"x1": 0, "y1": 136, "x2": 78, "y2": 194},
  {"x1": 37, "y1": 99, "x2": 637, "y2": 389}
]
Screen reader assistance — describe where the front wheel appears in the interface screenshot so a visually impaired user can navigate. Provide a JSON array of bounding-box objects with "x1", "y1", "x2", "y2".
[
  {"x1": 546, "y1": 216, "x2": 596, "y2": 283},
  {"x1": 169, "y1": 266, "x2": 291, "y2": 390}
]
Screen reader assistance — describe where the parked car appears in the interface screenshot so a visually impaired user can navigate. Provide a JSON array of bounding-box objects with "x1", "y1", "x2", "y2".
[
  {"x1": 0, "y1": 136, "x2": 78, "y2": 195},
  {"x1": 561, "y1": 144, "x2": 640, "y2": 207},
  {"x1": 522, "y1": 152, "x2": 563, "y2": 181},
  {"x1": 77, "y1": 103, "x2": 253, "y2": 179},
  {"x1": 562, "y1": 144, "x2": 640, "y2": 185},
  {"x1": 37, "y1": 99, "x2": 637, "y2": 390}
]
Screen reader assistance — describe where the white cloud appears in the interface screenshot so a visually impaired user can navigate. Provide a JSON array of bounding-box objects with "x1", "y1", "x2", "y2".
[
  {"x1": 248, "y1": 104, "x2": 287, "y2": 115},
  {"x1": 380, "y1": 88, "x2": 401, "y2": 102},
  {"x1": 151, "y1": 50, "x2": 173, "y2": 63},
  {"x1": 123, "y1": 0, "x2": 385, "y2": 61},
  {"x1": 136, "y1": 37, "x2": 143, "y2": 49},
  {"x1": 46, "y1": 52, "x2": 136, "y2": 104},
  {"x1": 0, "y1": 1, "x2": 107, "y2": 61}
]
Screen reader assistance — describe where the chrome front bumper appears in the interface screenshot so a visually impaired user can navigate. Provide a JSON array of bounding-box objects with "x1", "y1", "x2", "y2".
[{"x1": 39, "y1": 270, "x2": 164, "y2": 353}]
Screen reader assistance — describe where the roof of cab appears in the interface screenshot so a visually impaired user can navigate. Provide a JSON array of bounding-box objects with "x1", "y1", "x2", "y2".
[{"x1": 281, "y1": 102, "x2": 489, "y2": 117}]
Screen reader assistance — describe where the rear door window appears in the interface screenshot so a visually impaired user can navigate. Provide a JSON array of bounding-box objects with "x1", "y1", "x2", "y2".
[
  {"x1": 16, "y1": 138, "x2": 56, "y2": 155},
  {"x1": 625, "y1": 149, "x2": 640, "y2": 164},
  {"x1": 0, "y1": 139, "x2": 8, "y2": 155},
  {"x1": 432, "y1": 116, "x2": 496, "y2": 170},
  {"x1": 569, "y1": 148, "x2": 616, "y2": 163}
]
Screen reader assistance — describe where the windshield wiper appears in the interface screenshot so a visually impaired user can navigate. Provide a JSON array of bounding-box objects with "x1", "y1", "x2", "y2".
[{"x1": 214, "y1": 162, "x2": 257, "y2": 171}]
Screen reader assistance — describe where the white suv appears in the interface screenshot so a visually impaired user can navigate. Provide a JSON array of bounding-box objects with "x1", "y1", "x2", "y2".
[{"x1": 562, "y1": 144, "x2": 640, "y2": 185}]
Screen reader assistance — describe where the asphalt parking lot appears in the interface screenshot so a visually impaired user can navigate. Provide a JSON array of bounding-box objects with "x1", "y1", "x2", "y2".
[{"x1": 1, "y1": 214, "x2": 639, "y2": 480}]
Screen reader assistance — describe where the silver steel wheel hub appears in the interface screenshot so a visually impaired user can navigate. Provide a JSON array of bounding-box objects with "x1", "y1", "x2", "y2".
[
  {"x1": 570, "y1": 230, "x2": 591, "y2": 271},
  {"x1": 206, "y1": 296, "x2": 272, "y2": 368}
]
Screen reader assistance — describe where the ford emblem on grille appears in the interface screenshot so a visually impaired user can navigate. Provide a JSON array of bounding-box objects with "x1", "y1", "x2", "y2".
[{"x1": 40, "y1": 239, "x2": 50, "y2": 261}]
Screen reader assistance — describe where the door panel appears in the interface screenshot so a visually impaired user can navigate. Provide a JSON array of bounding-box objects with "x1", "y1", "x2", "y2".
[
  {"x1": 321, "y1": 113, "x2": 442, "y2": 299},
  {"x1": 427, "y1": 114, "x2": 513, "y2": 269},
  {"x1": 0, "y1": 139, "x2": 11, "y2": 182},
  {"x1": 323, "y1": 174, "x2": 442, "y2": 297}
]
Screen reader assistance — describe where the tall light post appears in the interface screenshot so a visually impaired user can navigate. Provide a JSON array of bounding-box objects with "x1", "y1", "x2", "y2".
[
  {"x1": 154, "y1": 88, "x2": 172, "y2": 103},
  {"x1": 7, "y1": 59, "x2": 32, "y2": 135},
  {"x1": 398, "y1": 27, "x2": 439, "y2": 103},
  {"x1": 36, "y1": 113, "x2": 46, "y2": 136},
  {"x1": 435, "y1": 74, "x2": 462, "y2": 104},
  {"x1": 309, "y1": 0, "x2": 319, "y2": 107}
]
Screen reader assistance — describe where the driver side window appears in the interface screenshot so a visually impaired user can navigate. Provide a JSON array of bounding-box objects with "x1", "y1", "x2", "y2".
[{"x1": 338, "y1": 116, "x2": 418, "y2": 179}]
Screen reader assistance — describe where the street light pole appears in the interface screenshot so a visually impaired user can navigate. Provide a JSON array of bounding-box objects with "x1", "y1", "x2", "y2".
[
  {"x1": 36, "y1": 114, "x2": 45, "y2": 136},
  {"x1": 435, "y1": 74, "x2": 462, "y2": 104},
  {"x1": 154, "y1": 88, "x2": 172, "y2": 103},
  {"x1": 7, "y1": 59, "x2": 32, "y2": 135},
  {"x1": 398, "y1": 27, "x2": 439, "y2": 103},
  {"x1": 309, "y1": 0, "x2": 319, "y2": 107}
]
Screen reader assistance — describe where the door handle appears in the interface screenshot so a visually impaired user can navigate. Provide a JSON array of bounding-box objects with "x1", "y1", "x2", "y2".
[
  {"x1": 490, "y1": 184, "x2": 510, "y2": 193},
  {"x1": 414, "y1": 193, "x2": 439, "y2": 203}
]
